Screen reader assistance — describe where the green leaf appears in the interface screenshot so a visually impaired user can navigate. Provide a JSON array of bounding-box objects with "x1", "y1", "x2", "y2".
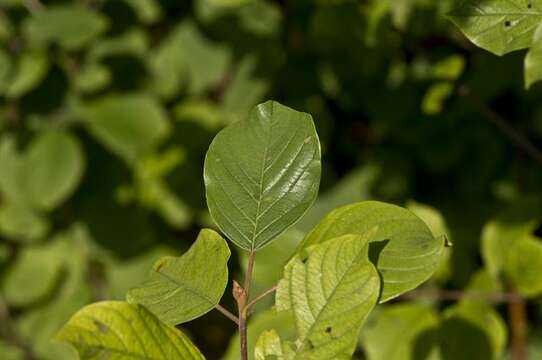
[
  {"x1": 223, "y1": 308, "x2": 296, "y2": 360},
  {"x1": 448, "y1": 0, "x2": 542, "y2": 56},
  {"x1": 80, "y1": 93, "x2": 171, "y2": 164},
  {"x1": 204, "y1": 101, "x2": 321, "y2": 251},
  {"x1": 480, "y1": 199, "x2": 541, "y2": 278},
  {"x1": 23, "y1": 130, "x2": 85, "y2": 211},
  {"x1": 127, "y1": 229, "x2": 230, "y2": 325},
  {"x1": 0, "y1": 201, "x2": 49, "y2": 242},
  {"x1": 23, "y1": 5, "x2": 108, "y2": 50},
  {"x1": 254, "y1": 330, "x2": 293, "y2": 360},
  {"x1": 1, "y1": 243, "x2": 63, "y2": 306},
  {"x1": 55, "y1": 301, "x2": 205, "y2": 360},
  {"x1": 507, "y1": 235, "x2": 542, "y2": 297},
  {"x1": 276, "y1": 234, "x2": 380, "y2": 359},
  {"x1": 361, "y1": 303, "x2": 440, "y2": 360},
  {"x1": 5, "y1": 51, "x2": 49, "y2": 98},
  {"x1": 525, "y1": 24, "x2": 542, "y2": 88},
  {"x1": 300, "y1": 201, "x2": 445, "y2": 302},
  {"x1": 422, "y1": 82, "x2": 454, "y2": 115}
]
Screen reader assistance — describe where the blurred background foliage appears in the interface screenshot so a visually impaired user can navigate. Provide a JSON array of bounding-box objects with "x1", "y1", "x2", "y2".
[{"x1": 1, "y1": 0, "x2": 542, "y2": 359}]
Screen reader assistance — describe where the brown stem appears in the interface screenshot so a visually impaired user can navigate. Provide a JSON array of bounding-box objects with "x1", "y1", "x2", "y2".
[
  {"x1": 236, "y1": 251, "x2": 256, "y2": 360},
  {"x1": 508, "y1": 292, "x2": 527, "y2": 360},
  {"x1": 215, "y1": 304, "x2": 239, "y2": 325},
  {"x1": 458, "y1": 85, "x2": 542, "y2": 166},
  {"x1": 246, "y1": 285, "x2": 278, "y2": 312}
]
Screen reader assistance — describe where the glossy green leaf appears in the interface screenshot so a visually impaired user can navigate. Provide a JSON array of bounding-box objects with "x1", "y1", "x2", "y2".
[
  {"x1": 80, "y1": 94, "x2": 171, "y2": 164},
  {"x1": 276, "y1": 234, "x2": 380, "y2": 359},
  {"x1": 23, "y1": 5, "x2": 108, "y2": 50},
  {"x1": 55, "y1": 301, "x2": 205, "y2": 360},
  {"x1": 525, "y1": 24, "x2": 542, "y2": 88},
  {"x1": 362, "y1": 303, "x2": 440, "y2": 360},
  {"x1": 448, "y1": 0, "x2": 542, "y2": 56},
  {"x1": 23, "y1": 130, "x2": 85, "y2": 211},
  {"x1": 300, "y1": 201, "x2": 445, "y2": 302},
  {"x1": 127, "y1": 229, "x2": 230, "y2": 325},
  {"x1": 204, "y1": 101, "x2": 321, "y2": 251}
]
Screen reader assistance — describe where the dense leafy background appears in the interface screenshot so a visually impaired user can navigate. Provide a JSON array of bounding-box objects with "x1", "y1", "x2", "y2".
[{"x1": 1, "y1": 0, "x2": 542, "y2": 359}]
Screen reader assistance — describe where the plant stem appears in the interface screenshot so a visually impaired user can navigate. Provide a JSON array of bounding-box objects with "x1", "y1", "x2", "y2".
[
  {"x1": 215, "y1": 304, "x2": 239, "y2": 325},
  {"x1": 246, "y1": 285, "x2": 278, "y2": 312},
  {"x1": 237, "y1": 251, "x2": 256, "y2": 360},
  {"x1": 508, "y1": 292, "x2": 527, "y2": 360}
]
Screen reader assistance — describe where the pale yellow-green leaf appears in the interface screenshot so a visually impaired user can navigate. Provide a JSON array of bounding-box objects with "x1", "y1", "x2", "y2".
[
  {"x1": 127, "y1": 229, "x2": 230, "y2": 325},
  {"x1": 5, "y1": 51, "x2": 49, "y2": 99},
  {"x1": 525, "y1": 23, "x2": 542, "y2": 88},
  {"x1": 276, "y1": 234, "x2": 380, "y2": 359},
  {"x1": 300, "y1": 201, "x2": 445, "y2": 302},
  {"x1": 55, "y1": 301, "x2": 205, "y2": 360}
]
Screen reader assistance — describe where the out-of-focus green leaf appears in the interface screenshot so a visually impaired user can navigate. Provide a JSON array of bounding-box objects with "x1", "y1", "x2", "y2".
[
  {"x1": 448, "y1": 0, "x2": 542, "y2": 56},
  {"x1": 422, "y1": 82, "x2": 454, "y2": 115},
  {"x1": 481, "y1": 199, "x2": 541, "y2": 278},
  {"x1": 5, "y1": 51, "x2": 49, "y2": 99},
  {"x1": 221, "y1": 56, "x2": 269, "y2": 123},
  {"x1": 80, "y1": 93, "x2": 171, "y2": 164},
  {"x1": 0, "y1": 340, "x2": 24, "y2": 360},
  {"x1": 0, "y1": 202, "x2": 49, "y2": 242},
  {"x1": 1, "y1": 243, "x2": 63, "y2": 306},
  {"x1": 88, "y1": 29, "x2": 149, "y2": 61},
  {"x1": 223, "y1": 308, "x2": 296, "y2": 360},
  {"x1": 55, "y1": 301, "x2": 205, "y2": 360},
  {"x1": 105, "y1": 246, "x2": 174, "y2": 300},
  {"x1": 23, "y1": 130, "x2": 84, "y2": 211},
  {"x1": 23, "y1": 5, "x2": 108, "y2": 50},
  {"x1": 362, "y1": 303, "x2": 440, "y2": 360},
  {"x1": 204, "y1": 101, "x2": 321, "y2": 251},
  {"x1": 276, "y1": 234, "x2": 380, "y2": 358},
  {"x1": 507, "y1": 235, "x2": 542, "y2": 297},
  {"x1": 73, "y1": 63, "x2": 111, "y2": 94},
  {"x1": 127, "y1": 229, "x2": 230, "y2": 325},
  {"x1": 125, "y1": 0, "x2": 163, "y2": 24},
  {"x1": 300, "y1": 201, "x2": 445, "y2": 302},
  {"x1": 296, "y1": 164, "x2": 380, "y2": 232},
  {"x1": 0, "y1": 135, "x2": 26, "y2": 204},
  {"x1": 0, "y1": 50, "x2": 12, "y2": 94},
  {"x1": 432, "y1": 55, "x2": 466, "y2": 80},
  {"x1": 525, "y1": 24, "x2": 542, "y2": 88},
  {"x1": 148, "y1": 21, "x2": 230, "y2": 98},
  {"x1": 441, "y1": 301, "x2": 507, "y2": 360},
  {"x1": 254, "y1": 330, "x2": 289, "y2": 359}
]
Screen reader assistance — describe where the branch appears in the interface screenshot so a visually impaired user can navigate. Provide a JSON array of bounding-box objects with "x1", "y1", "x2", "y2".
[
  {"x1": 214, "y1": 304, "x2": 239, "y2": 325},
  {"x1": 246, "y1": 285, "x2": 277, "y2": 312},
  {"x1": 458, "y1": 85, "x2": 542, "y2": 166}
]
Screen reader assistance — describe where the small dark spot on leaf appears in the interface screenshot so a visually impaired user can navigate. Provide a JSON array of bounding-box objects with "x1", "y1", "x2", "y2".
[
  {"x1": 505, "y1": 21, "x2": 511, "y2": 27},
  {"x1": 528, "y1": 3, "x2": 532, "y2": 9},
  {"x1": 301, "y1": 257, "x2": 308, "y2": 264},
  {"x1": 93, "y1": 320, "x2": 109, "y2": 334},
  {"x1": 307, "y1": 340, "x2": 315, "y2": 349},
  {"x1": 326, "y1": 327, "x2": 332, "y2": 333}
]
